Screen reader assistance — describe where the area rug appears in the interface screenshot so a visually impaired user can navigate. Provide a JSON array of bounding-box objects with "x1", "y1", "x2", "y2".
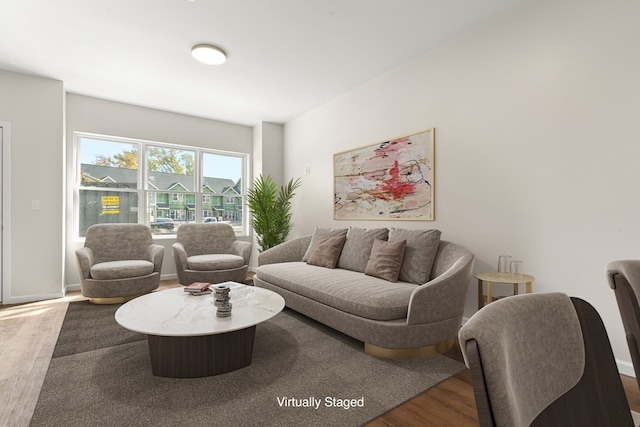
[{"x1": 31, "y1": 300, "x2": 465, "y2": 427}]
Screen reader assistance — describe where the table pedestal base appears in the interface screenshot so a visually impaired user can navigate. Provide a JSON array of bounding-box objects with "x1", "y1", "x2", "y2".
[{"x1": 146, "y1": 326, "x2": 256, "y2": 378}]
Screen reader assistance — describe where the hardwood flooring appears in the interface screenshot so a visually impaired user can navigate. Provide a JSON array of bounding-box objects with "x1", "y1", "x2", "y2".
[{"x1": 1, "y1": 280, "x2": 639, "y2": 427}]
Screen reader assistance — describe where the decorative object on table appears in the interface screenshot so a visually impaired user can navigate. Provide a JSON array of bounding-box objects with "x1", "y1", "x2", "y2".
[
  {"x1": 184, "y1": 282, "x2": 212, "y2": 296},
  {"x1": 497, "y1": 255, "x2": 512, "y2": 275},
  {"x1": 333, "y1": 128, "x2": 434, "y2": 221},
  {"x1": 213, "y1": 284, "x2": 232, "y2": 317},
  {"x1": 247, "y1": 174, "x2": 302, "y2": 252},
  {"x1": 510, "y1": 260, "x2": 523, "y2": 277}
]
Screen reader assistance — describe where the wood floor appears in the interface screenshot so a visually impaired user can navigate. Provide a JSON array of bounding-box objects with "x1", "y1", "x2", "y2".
[{"x1": 1, "y1": 280, "x2": 639, "y2": 427}]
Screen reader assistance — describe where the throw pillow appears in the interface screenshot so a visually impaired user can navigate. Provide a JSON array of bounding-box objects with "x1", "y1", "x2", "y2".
[
  {"x1": 388, "y1": 228, "x2": 441, "y2": 284},
  {"x1": 302, "y1": 227, "x2": 348, "y2": 262},
  {"x1": 364, "y1": 239, "x2": 407, "y2": 282},
  {"x1": 337, "y1": 227, "x2": 389, "y2": 273},
  {"x1": 306, "y1": 234, "x2": 347, "y2": 269}
]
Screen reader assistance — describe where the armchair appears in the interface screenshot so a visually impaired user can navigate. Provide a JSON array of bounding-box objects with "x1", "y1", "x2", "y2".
[
  {"x1": 459, "y1": 292, "x2": 632, "y2": 427},
  {"x1": 172, "y1": 223, "x2": 251, "y2": 285},
  {"x1": 76, "y1": 224, "x2": 164, "y2": 304},
  {"x1": 606, "y1": 260, "x2": 640, "y2": 390}
]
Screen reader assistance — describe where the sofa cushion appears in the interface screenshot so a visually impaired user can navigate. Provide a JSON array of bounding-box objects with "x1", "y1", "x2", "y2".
[
  {"x1": 302, "y1": 227, "x2": 348, "y2": 262},
  {"x1": 388, "y1": 228, "x2": 441, "y2": 284},
  {"x1": 90, "y1": 260, "x2": 154, "y2": 280},
  {"x1": 364, "y1": 239, "x2": 406, "y2": 282},
  {"x1": 306, "y1": 234, "x2": 346, "y2": 269},
  {"x1": 187, "y1": 254, "x2": 244, "y2": 271},
  {"x1": 337, "y1": 227, "x2": 389, "y2": 273},
  {"x1": 256, "y1": 262, "x2": 417, "y2": 321}
]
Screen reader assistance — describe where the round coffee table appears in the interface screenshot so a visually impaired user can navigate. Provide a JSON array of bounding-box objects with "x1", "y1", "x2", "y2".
[{"x1": 115, "y1": 282, "x2": 285, "y2": 378}]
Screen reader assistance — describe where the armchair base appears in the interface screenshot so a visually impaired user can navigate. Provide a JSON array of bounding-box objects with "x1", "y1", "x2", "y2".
[
  {"x1": 365, "y1": 337, "x2": 454, "y2": 360},
  {"x1": 89, "y1": 294, "x2": 143, "y2": 305}
]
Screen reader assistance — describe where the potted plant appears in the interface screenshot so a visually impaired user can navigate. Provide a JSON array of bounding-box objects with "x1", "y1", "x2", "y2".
[{"x1": 247, "y1": 174, "x2": 301, "y2": 252}]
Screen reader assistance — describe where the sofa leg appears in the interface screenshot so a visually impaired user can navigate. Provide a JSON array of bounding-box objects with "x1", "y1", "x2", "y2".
[
  {"x1": 88, "y1": 295, "x2": 143, "y2": 305},
  {"x1": 365, "y1": 337, "x2": 455, "y2": 360}
]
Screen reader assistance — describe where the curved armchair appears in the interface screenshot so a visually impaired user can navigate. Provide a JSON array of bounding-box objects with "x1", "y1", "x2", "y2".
[
  {"x1": 76, "y1": 224, "x2": 164, "y2": 304},
  {"x1": 459, "y1": 293, "x2": 632, "y2": 427},
  {"x1": 606, "y1": 260, "x2": 640, "y2": 390},
  {"x1": 172, "y1": 223, "x2": 251, "y2": 285}
]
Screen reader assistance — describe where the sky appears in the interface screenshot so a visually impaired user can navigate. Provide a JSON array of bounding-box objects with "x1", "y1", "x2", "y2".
[{"x1": 80, "y1": 137, "x2": 243, "y2": 182}]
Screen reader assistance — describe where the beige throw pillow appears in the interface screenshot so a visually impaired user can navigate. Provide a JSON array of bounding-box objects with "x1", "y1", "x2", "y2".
[
  {"x1": 302, "y1": 227, "x2": 348, "y2": 262},
  {"x1": 364, "y1": 239, "x2": 407, "y2": 282},
  {"x1": 306, "y1": 235, "x2": 347, "y2": 269}
]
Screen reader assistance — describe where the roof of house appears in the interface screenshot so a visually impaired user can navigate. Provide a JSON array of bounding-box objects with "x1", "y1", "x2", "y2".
[{"x1": 81, "y1": 164, "x2": 240, "y2": 193}]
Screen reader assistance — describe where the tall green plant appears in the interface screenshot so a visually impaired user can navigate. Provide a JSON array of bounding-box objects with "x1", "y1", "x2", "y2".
[{"x1": 247, "y1": 175, "x2": 302, "y2": 252}]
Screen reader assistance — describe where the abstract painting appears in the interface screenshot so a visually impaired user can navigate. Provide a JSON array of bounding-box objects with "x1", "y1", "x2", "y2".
[{"x1": 334, "y1": 128, "x2": 434, "y2": 220}]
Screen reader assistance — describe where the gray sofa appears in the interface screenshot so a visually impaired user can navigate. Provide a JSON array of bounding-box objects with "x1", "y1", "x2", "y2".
[{"x1": 254, "y1": 227, "x2": 474, "y2": 359}]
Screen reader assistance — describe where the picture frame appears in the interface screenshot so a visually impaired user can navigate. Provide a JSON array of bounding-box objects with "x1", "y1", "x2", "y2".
[{"x1": 334, "y1": 128, "x2": 434, "y2": 221}]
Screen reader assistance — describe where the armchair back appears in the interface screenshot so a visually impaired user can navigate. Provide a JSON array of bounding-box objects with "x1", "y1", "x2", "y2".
[
  {"x1": 176, "y1": 223, "x2": 238, "y2": 256},
  {"x1": 84, "y1": 224, "x2": 154, "y2": 264}
]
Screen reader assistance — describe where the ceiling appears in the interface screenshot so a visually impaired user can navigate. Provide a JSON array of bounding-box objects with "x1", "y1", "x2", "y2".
[{"x1": 0, "y1": 0, "x2": 524, "y2": 127}]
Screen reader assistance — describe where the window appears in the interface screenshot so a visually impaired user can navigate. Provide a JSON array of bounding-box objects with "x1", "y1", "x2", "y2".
[{"x1": 75, "y1": 133, "x2": 247, "y2": 237}]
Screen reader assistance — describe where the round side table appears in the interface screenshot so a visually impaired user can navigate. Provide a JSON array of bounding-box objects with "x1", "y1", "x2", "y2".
[{"x1": 474, "y1": 271, "x2": 535, "y2": 310}]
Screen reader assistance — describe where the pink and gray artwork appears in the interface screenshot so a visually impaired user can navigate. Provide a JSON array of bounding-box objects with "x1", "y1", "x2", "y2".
[{"x1": 334, "y1": 129, "x2": 434, "y2": 220}]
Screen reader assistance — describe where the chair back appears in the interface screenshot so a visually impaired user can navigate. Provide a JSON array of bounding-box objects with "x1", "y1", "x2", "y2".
[
  {"x1": 176, "y1": 223, "x2": 237, "y2": 256},
  {"x1": 459, "y1": 292, "x2": 633, "y2": 427},
  {"x1": 607, "y1": 260, "x2": 640, "y2": 389},
  {"x1": 84, "y1": 223, "x2": 153, "y2": 264}
]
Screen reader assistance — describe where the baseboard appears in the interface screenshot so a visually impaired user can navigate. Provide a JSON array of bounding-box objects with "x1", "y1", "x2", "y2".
[
  {"x1": 65, "y1": 283, "x2": 80, "y2": 293},
  {"x1": 618, "y1": 359, "x2": 636, "y2": 378},
  {"x1": 461, "y1": 317, "x2": 636, "y2": 378},
  {"x1": 1, "y1": 291, "x2": 65, "y2": 305}
]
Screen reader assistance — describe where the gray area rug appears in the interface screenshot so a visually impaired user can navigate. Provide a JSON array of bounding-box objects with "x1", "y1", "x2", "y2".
[{"x1": 31, "y1": 300, "x2": 465, "y2": 427}]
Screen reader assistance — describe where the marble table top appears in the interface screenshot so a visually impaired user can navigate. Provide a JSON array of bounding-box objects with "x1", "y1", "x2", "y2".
[{"x1": 115, "y1": 282, "x2": 285, "y2": 337}]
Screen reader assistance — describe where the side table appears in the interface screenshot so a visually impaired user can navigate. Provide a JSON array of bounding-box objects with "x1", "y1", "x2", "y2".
[{"x1": 474, "y1": 271, "x2": 535, "y2": 310}]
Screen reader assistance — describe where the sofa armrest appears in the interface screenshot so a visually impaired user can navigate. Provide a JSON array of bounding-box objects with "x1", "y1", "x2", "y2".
[
  {"x1": 75, "y1": 247, "x2": 93, "y2": 279},
  {"x1": 148, "y1": 244, "x2": 165, "y2": 272},
  {"x1": 172, "y1": 242, "x2": 188, "y2": 271},
  {"x1": 232, "y1": 240, "x2": 252, "y2": 265},
  {"x1": 406, "y1": 253, "x2": 474, "y2": 325},
  {"x1": 258, "y1": 235, "x2": 312, "y2": 266}
]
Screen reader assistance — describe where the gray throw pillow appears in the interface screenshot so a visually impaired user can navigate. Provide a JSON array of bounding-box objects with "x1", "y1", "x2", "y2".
[
  {"x1": 388, "y1": 228, "x2": 441, "y2": 284},
  {"x1": 364, "y1": 239, "x2": 406, "y2": 282},
  {"x1": 302, "y1": 227, "x2": 348, "y2": 262},
  {"x1": 337, "y1": 227, "x2": 389, "y2": 273},
  {"x1": 306, "y1": 235, "x2": 347, "y2": 269}
]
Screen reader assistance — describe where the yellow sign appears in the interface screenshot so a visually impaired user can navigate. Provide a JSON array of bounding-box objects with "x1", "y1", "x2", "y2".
[{"x1": 101, "y1": 196, "x2": 120, "y2": 215}]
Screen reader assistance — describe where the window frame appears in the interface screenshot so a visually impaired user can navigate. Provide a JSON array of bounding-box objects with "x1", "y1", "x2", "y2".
[{"x1": 74, "y1": 132, "x2": 248, "y2": 239}]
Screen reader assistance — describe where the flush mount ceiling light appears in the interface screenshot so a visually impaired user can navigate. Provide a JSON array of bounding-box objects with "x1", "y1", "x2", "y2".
[{"x1": 191, "y1": 44, "x2": 227, "y2": 65}]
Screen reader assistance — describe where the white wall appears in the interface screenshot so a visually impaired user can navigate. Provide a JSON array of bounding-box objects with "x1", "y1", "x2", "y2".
[
  {"x1": 65, "y1": 94, "x2": 254, "y2": 287},
  {"x1": 0, "y1": 71, "x2": 65, "y2": 303},
  {"x1": 284, "y1": 1, "x2": 640, "y2": 372},
  {"x1": 251, "y1": 121, "x2": 285, "y2": 268}
]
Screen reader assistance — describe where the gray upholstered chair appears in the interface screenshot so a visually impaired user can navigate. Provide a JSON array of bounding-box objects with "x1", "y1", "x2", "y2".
[
  {"x1": 172, "y1": 223, "x2": 251, "y2": 285},
  {"x1": 607, "y1": 260, "x2": 640, "y2": 390},
  {"x1": 458, "y1": 292, "x2": 633, "y2": 427},
  {"x1": 76, "y1": 224, "x2": 164, "y2": 304}
]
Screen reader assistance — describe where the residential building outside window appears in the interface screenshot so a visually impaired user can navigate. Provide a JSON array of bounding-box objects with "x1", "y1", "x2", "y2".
[{"x1": 75, "y1": 133, "x2": 247, "y2": 238}]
